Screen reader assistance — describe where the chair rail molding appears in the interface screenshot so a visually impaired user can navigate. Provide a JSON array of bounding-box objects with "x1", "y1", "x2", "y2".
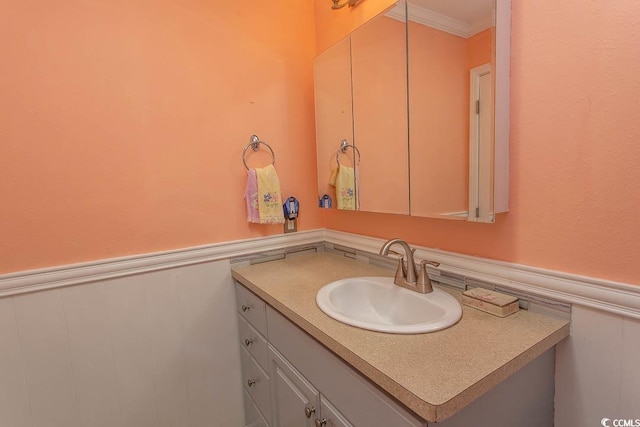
[
  {"x1": 0, "y1": 230, "x2": 325, "y2": 298},
  {"x1": 2, "y1": 228, "x2": 638, "y2": 320}
]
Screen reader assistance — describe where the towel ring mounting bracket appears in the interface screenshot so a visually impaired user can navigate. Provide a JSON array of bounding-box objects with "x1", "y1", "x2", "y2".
[{"x1": 243, "y1": 135, "x2": 276, "y2": 170}]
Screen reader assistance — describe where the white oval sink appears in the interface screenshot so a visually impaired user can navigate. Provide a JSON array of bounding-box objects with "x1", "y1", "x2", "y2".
[{"x1": 316, "y1": 276, "x2": 462, "y2": 334}]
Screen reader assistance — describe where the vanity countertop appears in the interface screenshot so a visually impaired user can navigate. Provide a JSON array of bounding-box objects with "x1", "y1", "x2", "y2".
[{"x1": 231, "y1": 252, "x2": 569, "y2": 422}]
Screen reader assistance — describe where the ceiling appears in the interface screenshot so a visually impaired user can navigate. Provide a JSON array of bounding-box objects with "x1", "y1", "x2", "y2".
[{"x1": 408, "y1": 0, "x2": 493, "y2": 25}]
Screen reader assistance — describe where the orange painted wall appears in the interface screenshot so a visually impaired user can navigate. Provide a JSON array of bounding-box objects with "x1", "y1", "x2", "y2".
[
  {"x1": 0, "y1": 0, "x2": 321, "y2": 274},
  {"x1": 351, "y1": 15, "x2": 409, "y2": 214},
  {"x1": 3, "y1": 0, "x2": 639, "y2": 286},
  {"x1": 323, "y1": 0, "x2": 640, "y2": 285},
  {"x1": 408, "y1": 26, "x2": 493, "y2": 218},
  {"x1": 408, "y1": 23, "x2": 469, "y2": 218},
  {"x1": 467, "y1": 28, "x2": 493, "y2": 70}
]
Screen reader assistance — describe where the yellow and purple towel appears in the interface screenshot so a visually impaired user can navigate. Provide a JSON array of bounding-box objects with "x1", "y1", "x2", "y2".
[{"x1": 245, "y1": 164, "x2": 285, "y2": 224}]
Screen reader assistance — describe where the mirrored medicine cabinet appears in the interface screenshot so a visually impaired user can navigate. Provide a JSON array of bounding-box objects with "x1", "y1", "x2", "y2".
[{"x1": 313, "y1": 0, "x2": 510, "y2": 223}]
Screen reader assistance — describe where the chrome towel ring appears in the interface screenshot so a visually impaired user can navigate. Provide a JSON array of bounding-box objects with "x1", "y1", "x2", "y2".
[
  {"x1": 336, "y1": 139, "x2": 361, "y2": 166},
  {"x1": 242, "y1": 134, "x2": 276, "y2": 170}
]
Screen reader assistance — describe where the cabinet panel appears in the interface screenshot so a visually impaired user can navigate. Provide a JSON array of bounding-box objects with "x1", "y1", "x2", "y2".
[
  {"x1": 435, "y1": 348, "x2": 555, "y2": 427},
  {"x1": 235, "y1": 283, "x2": 267, "y2": 336},
  {"x1": 270, "y1": 346, "x2": 319, "y2": 427},
  {"x1": 240, "y1": 346, "x2": 272, "y2": 424},
  {"x1": 266, "y1": 306, "x2": 424, "y2": 427}
]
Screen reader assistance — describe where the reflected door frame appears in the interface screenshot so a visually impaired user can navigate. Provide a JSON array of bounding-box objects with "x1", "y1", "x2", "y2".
[{"x1": 468, "y1": 63, "x2": 493, "y2": 222}]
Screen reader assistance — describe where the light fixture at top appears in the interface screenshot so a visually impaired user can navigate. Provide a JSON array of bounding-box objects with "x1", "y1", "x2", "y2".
[{"x1": 332, "y1": 0, "x2": 362, "y2": 10}]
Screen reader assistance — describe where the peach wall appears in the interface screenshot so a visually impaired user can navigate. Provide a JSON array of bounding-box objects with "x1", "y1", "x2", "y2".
[
  {"x1": 314, "y1": 38, "x2": 354, "y2": 202},
  {"x1": 323, "y1": 0, "x2": 640, "y2": 285},
  {"x1": 408, "y1": 23, "x2": 469, "y2": 218},
  {"x1": 351, "y1": 15, "x2": 409, "y2": 214},
  {"x1": 0, "y1": 0, "x2": 321, "y2": 274},
  {"x1": 408, "y1": 26, "x2": 493, "y2": 219},
  {"x1": 467, "y1": 29, "x2": 493, "y2": 70}
]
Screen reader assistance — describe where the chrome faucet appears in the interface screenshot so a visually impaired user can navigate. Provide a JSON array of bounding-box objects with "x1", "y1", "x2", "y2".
[{"x1": 379, "y1": 239, "x2": 440, "y2": 294}]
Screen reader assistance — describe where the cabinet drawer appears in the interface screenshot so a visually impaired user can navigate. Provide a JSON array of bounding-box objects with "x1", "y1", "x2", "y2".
[
  {"x1": 243, "y1": 389, "x2": 270, "y2": 427},
  {"x1": 241, "y1": 346, "x2": 272, "y2": 424},
  {"x1": 239, "y1": 315, "x2": 269, "y2": 372},
  {"x1": 236, "y1": 282, "x2": 268, "y2": 336}
]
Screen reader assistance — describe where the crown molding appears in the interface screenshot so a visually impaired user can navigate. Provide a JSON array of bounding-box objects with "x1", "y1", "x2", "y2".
[{"x1": 386, "y1": 1, "x2": 494, "y2": 39}]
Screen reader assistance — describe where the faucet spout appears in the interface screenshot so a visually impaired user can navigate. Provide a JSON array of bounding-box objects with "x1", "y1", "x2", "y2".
[{"x1": 379, "y1": 238, "x2": 418, "y2": 284}]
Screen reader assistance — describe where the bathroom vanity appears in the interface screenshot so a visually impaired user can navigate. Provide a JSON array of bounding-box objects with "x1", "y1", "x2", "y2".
[{"x1": 232, "y1": 252, "x2": 569, "y2": 426}]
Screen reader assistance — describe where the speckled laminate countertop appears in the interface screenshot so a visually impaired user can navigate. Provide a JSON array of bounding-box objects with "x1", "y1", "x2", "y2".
[{"x1": 231, "y1": 252, "x2": 570, "y2": 422}]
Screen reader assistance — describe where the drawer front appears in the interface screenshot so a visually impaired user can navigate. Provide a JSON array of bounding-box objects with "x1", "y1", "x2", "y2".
[
  {"x1": 236, "y1": 282, "x2": 268, "y2": 336},
  {"x1": 241, "y1": 346, "x2": 272, "y2": 424},
  {"x1": 239, "y1": 315, "x2": 269, "y2": 371},
  {"x1": 243, "y1": 389, "x2": 270, "y2": 427}
]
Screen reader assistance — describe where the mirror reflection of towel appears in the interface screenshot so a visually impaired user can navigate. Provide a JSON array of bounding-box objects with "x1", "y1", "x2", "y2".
[
  {"x1": 329, "y1": 165, "x2": 358, "y2": 210},
  {"x1": 256, "y1": 164, "x2": 285, "y2": 224}
]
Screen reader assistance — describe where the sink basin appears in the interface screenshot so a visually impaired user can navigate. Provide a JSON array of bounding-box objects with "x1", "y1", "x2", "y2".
[{"x1": 316, "y1": 277, "x2": 462, "y2": 334}]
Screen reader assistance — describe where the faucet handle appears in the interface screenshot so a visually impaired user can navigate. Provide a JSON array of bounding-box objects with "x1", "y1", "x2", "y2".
[
  {"x1": 419, "y1": 260, "x2": 440, "y2": 268},
  {"x1": 416, "y1": 260, "x2": 440, "y2": 293},
  {"x1": 393, "y1": 256, "x2": 406, "y2": 283}
]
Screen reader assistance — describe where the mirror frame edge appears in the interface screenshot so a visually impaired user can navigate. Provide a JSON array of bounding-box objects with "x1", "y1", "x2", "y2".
[{"x1": 493, "y1": 0, "x2": 511, "y2": 217}]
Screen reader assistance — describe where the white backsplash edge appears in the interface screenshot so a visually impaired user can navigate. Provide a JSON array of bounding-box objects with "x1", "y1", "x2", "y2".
[{"x1": 323, "y1": 230, "x2": 640, "y2": 320}]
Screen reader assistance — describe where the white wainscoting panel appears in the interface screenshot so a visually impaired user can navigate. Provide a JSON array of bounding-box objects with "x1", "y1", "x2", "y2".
[
  {"x1": 13, "y1": 290, "x2": 81, "y2": 427},
  {"x1": 555, "y1": 306, "x2": 640, "y2": 426},
  {"x1": 63, "y1": 283, "x2": 123, "y2": 427},
  {"x1": 206, "y1": 262, "x2": 245, "y2": 427},
  {"x1": 0, "y1": 298, "x2": 31, "y2": 427},
  {"x1": 106, "y1": 273, "x2": 159, "y2": 427},
  {"x1": 0, "y1": 259, "x2": 244, "y2": 427},
  {"x1": 620, "y1": 316, "x2": 640, "y2": 412},
  {"x1": 2, "y1": 229, "x2": 640, "y2": 427}
]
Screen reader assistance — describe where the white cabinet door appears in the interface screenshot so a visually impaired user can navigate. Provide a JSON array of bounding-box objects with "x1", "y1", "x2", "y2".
[
  {"x1": 270, "y1": 346, "x2": 319, "y2": 427},
  {"x1": 316, "y1": 394, "x2": 352, "y2": 427}
]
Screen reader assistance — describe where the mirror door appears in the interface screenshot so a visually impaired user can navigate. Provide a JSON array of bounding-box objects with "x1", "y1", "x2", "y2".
[
  {"x1": 406, "y1": 0, "x2": 509, "y2": 222},
  {"x1": 314, "y1": 2, "x2": 409, "y2": 214}
]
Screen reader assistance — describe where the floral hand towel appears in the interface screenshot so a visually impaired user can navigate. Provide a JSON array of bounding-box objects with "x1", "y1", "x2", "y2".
[{"x1": 256, "y1": 164, "x2": 285, "y2": 224}]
